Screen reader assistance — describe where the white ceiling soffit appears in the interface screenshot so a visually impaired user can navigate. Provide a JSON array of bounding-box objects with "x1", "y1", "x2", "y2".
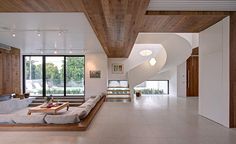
[
  {"x1": 0, "y1": 13, "x2": 104, "y2": 55},
  {"x1": 148, "y1": 0, "x2": 236, "y2": 11}
]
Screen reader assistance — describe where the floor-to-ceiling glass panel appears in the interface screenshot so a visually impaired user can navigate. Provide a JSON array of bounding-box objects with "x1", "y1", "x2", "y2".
[
  {"x1": 24, "y1": 56, "x2": 43, "y2": 96},
  {"x1": 66, "y1": 57, "x2": 84, "y2": 96},
  {"x1": 134, "y1": 80, "x2": 169, "y2": 95},
  {"x1": 45, "y1": 56, "x2": 64, "y2": 96}
]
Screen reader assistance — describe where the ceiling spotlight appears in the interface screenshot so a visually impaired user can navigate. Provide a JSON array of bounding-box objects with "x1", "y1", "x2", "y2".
[
  {"x1": 54, "y1": 50, "x2": 57, "y2": 54},
  {"x1": 69, "y1": 50, "x2": 72, "y2": 54},
  {"x1": 40, "y1": 50, "x2": 43, "y2": 54},
  {"x1": 139, "y1": 50, "x2": 152, "y2": 56},
  {"x1": 58, "y1": 31, "x2": 62, "y2": 36},
  {"x1": 37, "y1": 31, "x2": 41, "y2": 37},
  {"x1": 12, "y1": 33, "x2": 16, "y2": 37},
  {"x1": 149, "y1": 58, "x2": 156, "y2": 66}
]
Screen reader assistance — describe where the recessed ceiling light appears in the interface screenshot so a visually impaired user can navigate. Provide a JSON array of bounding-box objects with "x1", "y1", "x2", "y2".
[
  {"x1": 54, "y1": 50, "x2": 57, "y2": 54},
  {"x1": 40, "y1": 50, "x2": 43, "y2": 54},
  {"x1": 12, "y1": 33, "x2": 16, "y2": 37},
  {"x1": 69, "y1": 50, "x2": 72, "y2": 54},
  {"x1": 37, "y1": 32, "x2": 41, "y2": 37},
  {"x1": 149, "y1": 58, "x2": 156, "y2": 66},
  {"x1": 139, "y1": 50, "x2": 152, "y2": 56},
  {"x1": 58, "y1": 31, "x2": 62, "y2": 36}
]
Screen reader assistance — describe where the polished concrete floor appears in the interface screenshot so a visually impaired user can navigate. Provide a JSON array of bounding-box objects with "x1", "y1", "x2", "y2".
[{"x1": 0, "y1": 96, "x2": 236, "y2": 144}]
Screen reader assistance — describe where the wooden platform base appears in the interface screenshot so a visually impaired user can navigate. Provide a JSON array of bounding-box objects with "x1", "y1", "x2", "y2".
[{"x1": 0, "y1": 96, "x2": 105, "y2": 131}]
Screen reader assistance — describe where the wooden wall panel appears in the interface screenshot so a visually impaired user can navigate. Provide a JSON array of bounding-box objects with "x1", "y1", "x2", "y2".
[
  {"x1": 230, "y1": 12, "x2": 236, "y2": 128},
  {"x1": 4, "y1": 52, "x2": 12, "y2": 93},
  {"x1": 0, "y1": 48, "x2": 21, "y2": 95},
  {"x1": 11, "y1": 48, "x2": 21, "y2": 94}
]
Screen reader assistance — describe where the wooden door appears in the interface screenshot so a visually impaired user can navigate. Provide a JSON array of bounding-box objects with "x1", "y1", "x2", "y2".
[{"x1": 186, "y1": 56, "x2": 199, "y2": 96}]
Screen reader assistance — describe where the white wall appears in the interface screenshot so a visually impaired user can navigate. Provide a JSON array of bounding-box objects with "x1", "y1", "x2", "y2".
[
  {"x1": 192, "y1": 33, "x2": 199, "y2": 48},
  {"x1": 177, "y1": 62, "x2": 187, "y2": 97},
  {"x1": 108, "y1": 58, "x2": 127, "y2": 80},
  {"x1": 168, "y1": 67, "x2": 177, "y2": 96},
  {"x1": 85, "y1": 53, "x2": 108, "y2": 100},
  {"x1": 199, "y1": 17, "x2": 229, "y2": 127}
]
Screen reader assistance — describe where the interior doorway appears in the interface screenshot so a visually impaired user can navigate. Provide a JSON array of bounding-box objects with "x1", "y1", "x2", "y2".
[{"x1": 186, "y1": 48, "x2": 199, "y2": 97}]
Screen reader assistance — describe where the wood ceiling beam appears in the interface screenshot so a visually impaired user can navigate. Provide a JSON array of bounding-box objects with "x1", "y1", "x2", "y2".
[{"x1": 81, "y1": 0, "x2": 150, "y2": 58}]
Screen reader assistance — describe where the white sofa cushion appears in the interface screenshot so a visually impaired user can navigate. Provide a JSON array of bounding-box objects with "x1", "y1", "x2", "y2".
[
  {"x1": 78, "y1": 103, "x2": 92, "y2": 119},
  {"x1": 86, "y1": 99, "x2": 96, "y2": 108},
  {"x1": 75, "y1": 107, "x2": 87, "y2": 119},
  {"x1": 12, "y1": 108, "x2": 46, "y2": 124},
  {"x1": 0, "y1": 98, "x2": 34, "y2": 114},
  {"x1": 44, "y1": 107, "x2": 81, "y2": 124},
  {"x1": 94, "y1": 95, "x2": 101, "y2": 103}
]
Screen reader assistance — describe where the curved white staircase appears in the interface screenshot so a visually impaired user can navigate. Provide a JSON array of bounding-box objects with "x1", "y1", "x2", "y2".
[{"x1": 127, "y1": 33, "x2": 192, "y2": 98}]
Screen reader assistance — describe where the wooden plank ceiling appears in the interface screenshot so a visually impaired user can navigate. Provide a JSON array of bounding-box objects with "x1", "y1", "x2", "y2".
[{"x1": 0, "y1": 0, "x2": 229, "y2": 58}]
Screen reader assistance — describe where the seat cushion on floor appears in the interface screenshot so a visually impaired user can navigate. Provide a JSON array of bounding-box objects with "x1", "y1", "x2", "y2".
[
  {"x1": 44, "y1": 107, "x2": 80, "y2": 124},
  {"x1": 78, "y1": 103, "x2": 92, "y2": 119},
  {"x1": 0, "y1": 114, "x2": 14, "y2": 124},
  {"x1": 86, "y1": 99, "x2": 97, "y2": 108},
  {"x1": 12, "y1": 108, "x2": 46, "y2": 124},
  {"x1": 75, "y1": 107, "x2": 88, "y2": 119},
  {"x1": 94, "y1": 95, "x2": 101, "y2": 103},
  {"x1": 0, "y1": 97, "x2": 34, "y2": 114}
]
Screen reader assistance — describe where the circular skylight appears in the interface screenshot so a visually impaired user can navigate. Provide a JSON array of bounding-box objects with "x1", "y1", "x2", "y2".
[{"x1": 139, "y1": 50, "x2": 152, "y2": 56}]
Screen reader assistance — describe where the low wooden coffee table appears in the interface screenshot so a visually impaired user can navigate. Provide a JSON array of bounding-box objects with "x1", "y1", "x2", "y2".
[{"x1": 28, "y1": 102, "x2": 69, "y2": 115}]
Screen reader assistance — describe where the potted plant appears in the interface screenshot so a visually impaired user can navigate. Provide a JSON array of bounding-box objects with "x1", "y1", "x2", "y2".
[
  {"x1": 45, "y1": 95, "x2": 54, "y2": 104},
  {"x1": 135, "y1": 90, "x2": 141, "y2": 97}
]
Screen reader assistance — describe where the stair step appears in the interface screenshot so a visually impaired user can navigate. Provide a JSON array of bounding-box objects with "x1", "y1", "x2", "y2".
[
  {"x1": 106, "y1": 95, "x2": 131, "y2": 102},
  {"x1": 29, "y1": 96, "x2": 85, "y2": 107},
  {"x1": 31, "y1": 96, "x2": 84, "y2": 99},
  {"x1": 32, "y1": 99, "x2": 84, "y2": 102},
  {"x1": 29, "y1": 102, "x2": 83, "y2": 107},
  {"x1": 106, "y1": 98, "x2": 131, "y2": 102}
]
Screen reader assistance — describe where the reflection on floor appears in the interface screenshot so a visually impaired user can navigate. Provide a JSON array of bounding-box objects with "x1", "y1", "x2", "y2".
[{"x1": 1, "y1": 96, "x2": 236, "y2": 144}]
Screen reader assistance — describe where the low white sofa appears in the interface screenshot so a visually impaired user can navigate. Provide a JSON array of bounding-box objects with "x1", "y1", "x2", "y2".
[
  {"x1": 0, "y1": 95, "x2": 104, "y2": 125},
  {"x1": 44, "y1": 95, "x2": 103, "y2": 124}
]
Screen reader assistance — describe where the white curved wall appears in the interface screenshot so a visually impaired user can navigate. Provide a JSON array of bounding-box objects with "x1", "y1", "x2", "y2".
[{"x1": 135, "y1": 33, "x2": 192, "y2": 72}]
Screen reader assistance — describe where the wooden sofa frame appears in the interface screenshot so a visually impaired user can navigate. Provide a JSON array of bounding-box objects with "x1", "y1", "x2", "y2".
[{"x1": 0, "y1": 96, "x2": 105, "y2": 131}]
